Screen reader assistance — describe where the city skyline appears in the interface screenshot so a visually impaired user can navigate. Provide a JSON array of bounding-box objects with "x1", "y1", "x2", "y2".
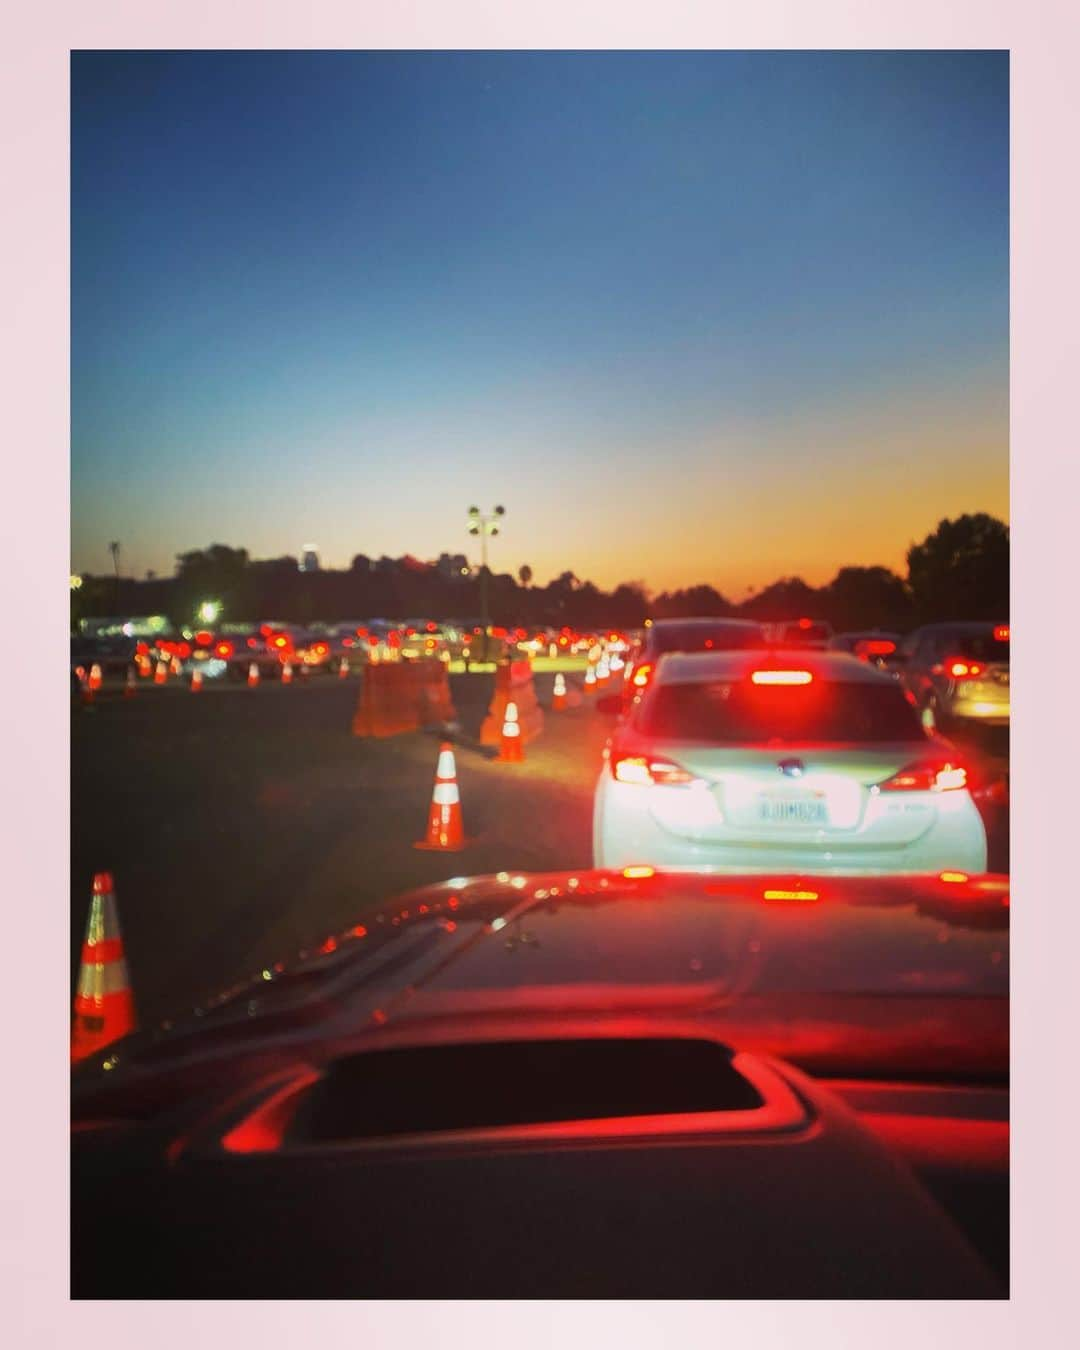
[{"x1": 71, "y1": 51, "x2": 1008, "y2": 594}]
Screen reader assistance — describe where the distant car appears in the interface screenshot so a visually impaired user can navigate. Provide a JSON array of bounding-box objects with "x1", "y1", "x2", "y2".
[
  {"x1": 895, "y1": 622, "x2": 1010, "y2": 732},
  {"x1": 828, "y1": 630, "x2": 902, "y2": 670},
  {"x1": 71, "y1": 868, "x2": 1008, "y2": 1298},
  {"x1": 622, "y1": 618, "x2": 771, "y2": 714},
  {"x1": 769, "y1": 618, "x2": 834, "y2": 649},
  {"x1": 594, "y1": 649, "x2": 987, "y2": 875}
]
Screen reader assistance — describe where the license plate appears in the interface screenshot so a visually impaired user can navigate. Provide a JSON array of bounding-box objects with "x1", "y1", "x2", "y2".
[{"x1": 758, "y1": 796, "x2": 828, "y2": 825}]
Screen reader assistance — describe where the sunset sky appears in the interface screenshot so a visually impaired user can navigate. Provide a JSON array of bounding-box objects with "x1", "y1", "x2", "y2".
[{"x1": 71, "y1": 50, "x2": 1008, "y2": 597}]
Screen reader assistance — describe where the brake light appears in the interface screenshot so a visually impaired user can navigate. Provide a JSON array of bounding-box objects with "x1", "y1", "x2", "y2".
[
  {"x1": 631, "y1": 662, "x2": 654, "y2": 690},
  {"x1": 994, "y1": 625, "x2": 1009, "y2": 641},
  {"x1": 877, "y1": 760, "x2": 968, "y2": 792},
  {"x1": 946, "y1": 657, "x2": 984, "y2": 679},
  {"x1": 612, "y1": 753, "x2": 695, "y2": 786},
  {"x1": 797, "y1": 618, "x2": 813, "y2": 630},
  {"x1": 622, "y1": 865, "x2": 656, "y2": 879},
  {"x1": 763, "y1": 888, "x2": 819, "y2": 903},
  {"x1": 751, "y1": 670, "x2": 813, "y2": 685},
  {"x1": 215, "y1": 641, "x2": 233, "y2": 658},
  {"x1": 854, "y1": 638, "x2": 896, "y2": 658},
  {"x1": 272, "y1": 635, "x2": 288, "y2": 649},
  {"x1": 247, "y1": 637, "x2": 258, "y2": 648},
  {"x1": 313, "y1": 642, "x2": 328, "y2": 655},
  {"x1": 194, "y1": 630, "x2": 213, "y2": 646}
]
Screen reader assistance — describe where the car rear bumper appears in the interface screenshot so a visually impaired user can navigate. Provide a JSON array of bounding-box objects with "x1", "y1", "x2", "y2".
[{"x1": 593, "y1": 775, "x2": 989, "y2": 876}]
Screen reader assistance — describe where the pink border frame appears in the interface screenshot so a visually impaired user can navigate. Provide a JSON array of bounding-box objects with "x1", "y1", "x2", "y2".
[{"x1": 5, "y1": 1, "x2": 1077, "y2": 1341}]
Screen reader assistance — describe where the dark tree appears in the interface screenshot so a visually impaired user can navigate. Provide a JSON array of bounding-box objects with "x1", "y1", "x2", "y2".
[
  {"x1": 823, "y1": 566, "x2": 912, "y2": 632},
  {"x1": 905, "y1": 514, "x2": 1009, "y2": 623}
]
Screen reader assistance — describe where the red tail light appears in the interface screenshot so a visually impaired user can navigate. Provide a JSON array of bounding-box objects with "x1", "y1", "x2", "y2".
[
  {"x1": 611, "y1": 753, "x2": 696, "y2": 786},
  {"x1": 630, "y1": 662, "x2": 654, "y2": 690},
  {"x1": 313, "y1": 642, "x2": 328, "y2": 655},
  {"x1": 945, "y1": 656, "x2": 984, "y2": 679},
  {"x1": 194, "y1": 630, "x2": 213, "y2": 646},
  {"x1": 247, "y1": 636, "x2": 259, "y2": 648},
  {"x1": 215, "y1": 641, "x2": 234, "y2": 658},
  {"x1": 854, "y1": 638, "x2": 896, "y2": 659},
  {"x1": 877, "y1": 759, "x2": 968, "y2": 792},
  {"x1": 994, "y1": 625, "x2": 1009, "y2": 641}
]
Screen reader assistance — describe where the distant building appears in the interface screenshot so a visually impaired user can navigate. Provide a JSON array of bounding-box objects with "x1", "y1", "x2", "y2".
[
  {"x1": 436, "y1": 552, "x2": 471, "y2": 582},
  {"x1": 299, "y1": 545, "x2": 320, "y2": 573}
]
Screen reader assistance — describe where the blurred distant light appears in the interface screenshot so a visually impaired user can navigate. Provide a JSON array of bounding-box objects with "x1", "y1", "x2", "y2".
[
  {"x1": 197, "y1": 600, "x2": 221, "y2": 624},
  {"x1": 69, "y1": 574, "x2": 83, "y2": 590}
]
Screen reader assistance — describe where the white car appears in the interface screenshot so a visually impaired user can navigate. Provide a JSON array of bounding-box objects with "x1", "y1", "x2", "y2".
[{"x1": 593, "y1": 650, "x2": 988, "y2": 876}]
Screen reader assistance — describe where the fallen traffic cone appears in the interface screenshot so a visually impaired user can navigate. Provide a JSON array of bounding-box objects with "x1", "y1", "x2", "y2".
[
  {"x1": 124, "y1": 667, "x2": 137, "y2": 698},
  {"x1": 154, "y1": 660, "x2": 168, "y2": 685},
  {"x1": 191, "y1": 668, "x2": 203, "y2": 693},
  {"x1": 338, "y1": 656, "x2": 349, "y2": 679},
  {"x1": 281, "y1": 661, "x2": 293, "y2": 685},
  {"x1": 552, "y1": 672, "x2": 567, "y2": 711},
  {"x1": 414, "y1": 742, "x2": 467, "y2": 851},
  {"x1": 71, "y1": 873, "x2": 138, "y2": 1064},
  {"x1": 248, "y1": 661, "x2": 260, "y2": 688},
  {"x1": 497, "y1": 700, "x2": 525, "y2": 762},
  {"x1": 584, "y1": 666, "x2": 597, "y2": 696}
]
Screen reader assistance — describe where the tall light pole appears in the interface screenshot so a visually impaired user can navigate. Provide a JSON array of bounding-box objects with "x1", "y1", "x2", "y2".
[{"x1": 467, "y1": 504, "x2": 505, "y2": 662}]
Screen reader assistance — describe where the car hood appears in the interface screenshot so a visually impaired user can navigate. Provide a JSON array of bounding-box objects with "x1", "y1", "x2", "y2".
[{"x1": 72, "y1": 869, "x2": 1009, "y2": 1114}]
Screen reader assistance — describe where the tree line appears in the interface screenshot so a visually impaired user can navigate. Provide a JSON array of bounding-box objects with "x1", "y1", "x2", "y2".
[{"x1": 71, "y1": 513, "x2": 1009, "y2": 634}]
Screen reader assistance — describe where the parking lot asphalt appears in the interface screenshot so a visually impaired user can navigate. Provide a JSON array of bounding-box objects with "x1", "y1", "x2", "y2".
[{"x1": 71, "y1": 671, "x2": 1008, "y2": 1028}]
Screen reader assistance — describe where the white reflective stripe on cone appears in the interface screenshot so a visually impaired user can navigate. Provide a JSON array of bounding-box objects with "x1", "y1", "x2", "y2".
[
  {"x1": 436, "y1": 748, "x2": 457, "y2": 779},
  {"x1": 503, "y1": 723, "x2": 521, "y2": 737},
  {"x1": 77, "y1": 957, "x2": 132, "y2": 998},
  {"x1": 433, "y1": 782, "x2": 460, "y2": 806}
]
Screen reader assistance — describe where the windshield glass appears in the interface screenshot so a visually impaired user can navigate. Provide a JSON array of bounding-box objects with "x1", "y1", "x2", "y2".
[
  {"x1": 948, "y1": 632, "x2": 1010, "y2": 662},
  {"x1": 638, "y1": 678, "x2": 924, "y2": 742},
  {"x1": 651, "y1": 624, "x2": 768, "y2": 654}
]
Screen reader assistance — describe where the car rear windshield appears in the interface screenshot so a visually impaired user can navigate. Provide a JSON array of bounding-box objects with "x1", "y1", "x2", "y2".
[
  {"x1": 778, "y1": 623, "x2": 832, "y2": 644},
  {"x1": 639, "y1": 678, "x2": 923, "y2": 743},
  {"x1": 948, "y1": 633, "x2": 1010, "y2": 663},
  {"x1": 651, "y1": 624, "x2": 767, "y2": 654}
]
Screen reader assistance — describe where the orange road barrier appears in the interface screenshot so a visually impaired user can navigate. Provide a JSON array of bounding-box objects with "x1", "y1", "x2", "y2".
[
  {"x1": 191, "y1": 668, "x2": 203, "y2": 693},
  {"x1": 584, "y1": 665, "x2": 597, "y2": 696},
  {"x1": 124, "y1": 667, "x2": 137, "y2": 698},
  {"x1": 552, "y1": 672, "x2": 567, "y2": 711},
  {"x1": 497, "y1": 700, "x2": 525, "y2": 762},
  {"x1": 352, "y1": 659, "x2": 457, "y2": 738},
  {"x1": 338, "y1": 656, "x2": 349, "y2": 678},
  {"x1": 71, "y1": 873, "x2": 138, "y2": 1064},
  {"x1": 248, "y1": 662, "x2": 260, "y2": 688},
  {"x1": 281, "y1": 661, "x2": 293, "y2": 685},
  {"x1": 414, "y1": 742, "x2": 467, "y2": 851},
  {"x1": 154, "y1": 660, "x2": 168, "y2": 685},
  {"x1": 480, "y1": 659, "x2": 544, "y2": 746}
]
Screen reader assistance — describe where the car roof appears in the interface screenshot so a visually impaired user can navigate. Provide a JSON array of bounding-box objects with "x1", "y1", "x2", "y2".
[
  {"x1": 909, "y1": 621, "x2": 1007, "y2": 634},
  {"x1": 650, "y1": 617, "x2": 764, "y2": 629},
  {"x1": 656, "y1": 649, "x2": 896, "y2": 685}
]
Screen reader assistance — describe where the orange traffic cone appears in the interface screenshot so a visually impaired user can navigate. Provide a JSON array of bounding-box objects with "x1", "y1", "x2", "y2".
[
  {"x1": 248, "y1": 661, "x2": 260, "y2": 688},
  {"x1": 552, "y1": 672, "x2": 567, "y2": 711},
  {"x1": 137, "y1": 654, "x2": 152, "y2": 678},
  {"x1": 154, "y1": 660, "x2": 168, "y2": 685},
  {"x1": 170, "y1": 656, "x2": 182, "y2": 678},
  {"x1": 88, "y1": 663, "x2": 103, "y2": 693},
  {"x1": 596, "y1": 656, "x2": 611, "y2": 690},
  {"x1": 191, "y1": 668, "x2": 203, "y2": 693},
  {"x1": 281, "y1": 661, "x2": 293, "y2": 685},
  {"x1": 497, "y1": 700, "x2": 525, "y2": 762},
  {"x1": 338, "y1": 656, "x2": 349, "y2": 679},
  {"x1": 584, "y1": 666, "x2": 597, "y2": 696},
  {"x1": 71, "y1": 873, "x2": 138, "y2": 1064},
  {"x1": 124, "y1": 667, "x2": 137, "y2": 698},
  {"x1": 414, "y1": 743, "x2": 467, "y2": 851}
]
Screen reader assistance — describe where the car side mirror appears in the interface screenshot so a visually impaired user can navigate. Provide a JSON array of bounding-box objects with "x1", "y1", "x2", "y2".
[{"x1": 596, "y1": 694, "x2": 623, "y2": 716}]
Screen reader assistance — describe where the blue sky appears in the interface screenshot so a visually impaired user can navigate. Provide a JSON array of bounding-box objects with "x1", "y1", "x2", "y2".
[{"x1": 71, "y1": 50, "x2": 1008, "y2": 594}]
